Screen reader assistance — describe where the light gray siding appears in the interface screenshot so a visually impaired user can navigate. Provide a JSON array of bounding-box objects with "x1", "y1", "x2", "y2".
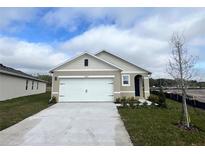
[
  {"x1": 55, "y1": 54, "x2": 119, "y2": 71},
  {"x1": 96, "y1": 52, "x2": 147, "y2": 73},
  {"x1": 0, "y1": 73, "x2": 46, "y2": 101}
]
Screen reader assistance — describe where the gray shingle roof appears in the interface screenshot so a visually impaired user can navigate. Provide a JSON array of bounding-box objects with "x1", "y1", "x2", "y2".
[{"x1": 0, "y1": 64, "x2": 47, "y2": 83}]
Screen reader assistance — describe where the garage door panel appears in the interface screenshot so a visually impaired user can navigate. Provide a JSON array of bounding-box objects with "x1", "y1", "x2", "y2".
[{"x1": 59, "y1": 78, "x2": 114, "y2": 102}]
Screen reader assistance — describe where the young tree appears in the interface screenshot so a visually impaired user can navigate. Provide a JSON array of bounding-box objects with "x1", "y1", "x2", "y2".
[{"x1": 167, "y1": 33, "x2": 197, "y2": 128}]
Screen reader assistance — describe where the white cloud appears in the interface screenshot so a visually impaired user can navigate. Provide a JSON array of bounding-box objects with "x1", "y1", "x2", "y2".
[
  {"x1": 0, "y1": 8, "x2": 38, "y2": 31},
  {"x1": 42, "y1": 8, "x2": 205, "y2": 38},
  {"x1": 0, "y1": 25, "x2": 170, "y2": 78},
  {"x1": 42, "y1": 8, "x2": 145, "y2": 31},
  {"x1": 44, "y1": 8, "x2": 205, "y2": 79},
  {"x1": 0, "y1": 36, "x2": 67, "y2": 74},
  {"x1": 133, "y1": 9, "x2": 205, "y2": 41},
  {"x1": 58, "y1": 12, "x2": 205, "y2": 80},
  {"x1": 0, "y1": 8, "x2": 205, "y2": 81},
  {"x1": 59, "y1": 25, "x2": 169, "y2": 78}
]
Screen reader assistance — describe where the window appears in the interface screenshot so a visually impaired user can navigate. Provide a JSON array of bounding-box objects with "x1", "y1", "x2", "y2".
[
  {"x1": 36, "y1": 82, "x2": 38, "y2": 90},
  {"x1": 55, "y1": 77, "x2": 57, "y2": 81},
  {"x1": 84, "y1": 59, "x2": 88, "y2": 66},
  {"x1": 26, "y1": 80, "x2": 28, "y2": 90},
  {"x1": 32, "y1": 81, "x2": 34, "y2": 90},
  {"x1": 122, "y1": 74, "x2": 130, "y2": 86}
]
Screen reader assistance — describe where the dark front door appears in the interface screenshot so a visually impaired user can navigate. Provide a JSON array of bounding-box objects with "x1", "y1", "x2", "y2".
[{"x1": 135, "y1": 77, "x2": 140, "y2": 96}]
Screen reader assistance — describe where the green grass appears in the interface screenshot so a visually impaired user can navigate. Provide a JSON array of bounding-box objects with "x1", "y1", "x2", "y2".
[
  {"x1": 0, "y1": 92, "x2": 52, "y2": 131},
  {"x1": 118, "y1": 98, "x2": 205, "y2": 146}
]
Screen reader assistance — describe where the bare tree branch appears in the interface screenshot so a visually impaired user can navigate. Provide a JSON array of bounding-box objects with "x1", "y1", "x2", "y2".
[{"x1": 167, "y1": 32, "x2": 197, "y2": 128}]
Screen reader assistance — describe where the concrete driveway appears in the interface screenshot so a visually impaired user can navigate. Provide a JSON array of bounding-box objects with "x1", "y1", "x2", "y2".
[{"x1": 0, "y1": 103, "x2": 132, "y2": 146}]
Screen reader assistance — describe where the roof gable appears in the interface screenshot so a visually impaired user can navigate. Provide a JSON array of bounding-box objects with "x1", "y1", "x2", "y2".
[
  {"x1": 96, "y1": 50, "x2": 151, "y2": 74},
  {"x1": 50, "y1": 52, "x2": 122, "y2": 72}
]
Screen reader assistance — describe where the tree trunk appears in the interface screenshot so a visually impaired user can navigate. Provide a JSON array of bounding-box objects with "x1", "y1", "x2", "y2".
[
  {"x1": 177, "y1": 44, "x2": 190, "y2": 128},
  {"x1": 181, "y1": 88, "x2": 190, "y2": 128}
]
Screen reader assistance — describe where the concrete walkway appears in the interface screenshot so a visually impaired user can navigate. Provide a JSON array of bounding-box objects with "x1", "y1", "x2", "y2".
[{"x1": 0, "y1": 103, "x2": 132, "y2": 146}]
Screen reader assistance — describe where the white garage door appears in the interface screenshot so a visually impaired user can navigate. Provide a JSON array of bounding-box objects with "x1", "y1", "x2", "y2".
[{"x1": 59, "y1": 78, "x2": 114, "y2": 102}]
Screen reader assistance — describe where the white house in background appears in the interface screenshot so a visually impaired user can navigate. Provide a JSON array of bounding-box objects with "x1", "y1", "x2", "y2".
[{"x1": 0, "y1": 64, "x2": 47, "y2": 101}]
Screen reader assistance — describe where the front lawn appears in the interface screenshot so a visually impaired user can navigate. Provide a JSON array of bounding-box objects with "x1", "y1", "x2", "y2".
[
  {"x1": 118, "y1": 98, "x2": 205, "y2": 146},
  {"x1": 0, "y1": 92, "x2": 52, "y2": 131}
]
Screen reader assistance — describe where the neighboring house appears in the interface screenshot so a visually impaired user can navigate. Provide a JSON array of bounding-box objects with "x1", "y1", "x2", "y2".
[
  {"x1": 0, "y1": 64, "x2": 47, "y2": 101},
  {"x1": 50, "y1": 50, "x2": 151, "y2": 102}
]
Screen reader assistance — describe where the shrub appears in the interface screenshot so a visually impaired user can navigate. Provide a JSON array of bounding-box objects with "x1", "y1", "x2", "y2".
[
  {"x1": 115, "y1": 97, "x2": 121, "y2": 103},
  {"x1": 129, "y1": 96, "x2": 135, "y2": 109},
  {"x1": 143, "y1": 101, "x2": 148, "y2": 107},
  {"x1": 121, "y1": 96, "x2": 127, "y2": 107},
  {"x1": 148, "y1": 95, "x2": 159, "y2": 104},
  {"x1": 158, "y1": 87, "x2": 167, "y2": 108},
  {"x1": 49, "y1": 96, "x2": 57, "y2": 104},
  {"x1": 130, "y1": 96, "x2": 135, "y2": 101}
]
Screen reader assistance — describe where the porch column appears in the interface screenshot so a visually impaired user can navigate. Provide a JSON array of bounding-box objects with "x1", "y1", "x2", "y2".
[{"x1": 143, "y1": 76, "x2": 150, "y2": 99}]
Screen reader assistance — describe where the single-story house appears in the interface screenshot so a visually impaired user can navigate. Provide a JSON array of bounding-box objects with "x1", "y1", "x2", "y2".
[
  {"x1": 50, "y1": 50, "x2": 151, "y2": 102},
  {"x1": 0, "y1": 64, "x2": 47, "y2": 101}
]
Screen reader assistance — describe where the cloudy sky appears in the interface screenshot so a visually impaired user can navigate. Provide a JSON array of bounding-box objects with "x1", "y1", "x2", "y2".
[{"x1": 0, "y1": 8, "x2": 205, "y2": 80}]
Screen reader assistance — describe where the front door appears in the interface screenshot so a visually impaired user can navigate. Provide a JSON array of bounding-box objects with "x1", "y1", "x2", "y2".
[{"x1": 135, "y1": 77, "x2": 140, "y2": 96}]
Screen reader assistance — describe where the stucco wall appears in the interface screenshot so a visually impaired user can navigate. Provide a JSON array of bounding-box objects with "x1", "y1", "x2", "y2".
[
  {"x1": 52, "y1": 70, "x2": 150, "y2": 101},
  {"x1": 0, "y1": 73, "x2": 46, "y2": 101},
  {"x1": 143, "y1": 76, "x2": 150, "y2": 99},
  {"x1": 120, "y1": 73, "x2": 142, "y2": 98},
  {"x1": 119, "y1": 73, "x2": 151, "y2": 99}
]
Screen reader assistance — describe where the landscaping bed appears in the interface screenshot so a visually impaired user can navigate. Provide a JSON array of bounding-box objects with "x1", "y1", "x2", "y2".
[
  {"x1": 118, "y1": 97, "x2": 205, "y2": 146},
  {"x1": 0, "y1": 92, "x2": 53, "y2": 131}
]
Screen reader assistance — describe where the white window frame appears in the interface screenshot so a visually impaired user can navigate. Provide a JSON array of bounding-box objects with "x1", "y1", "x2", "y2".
[{"x1": 122, "y1": 74, "x2": 130, "y2": 86}]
